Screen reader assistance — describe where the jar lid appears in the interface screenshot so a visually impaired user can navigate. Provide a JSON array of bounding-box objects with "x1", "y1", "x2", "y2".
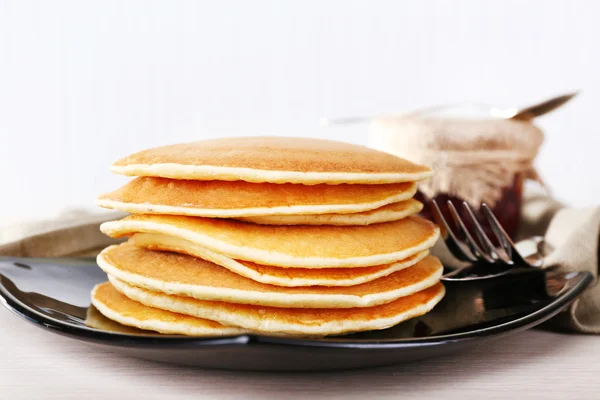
[
  {"x1": 369, "y1": 116, "x2": 544, "y2": 158},
  {"x1": 368, "y1": 114, "x2": 545, "y2": 207}
]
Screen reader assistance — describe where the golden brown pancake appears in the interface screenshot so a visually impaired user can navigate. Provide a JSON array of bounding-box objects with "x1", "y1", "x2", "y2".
[
  {"x1": 237, "y1": 199, "x2": 423, "y2": 225},
  {"x1": 97, "y1": 243, "x2": 444, "y2": 308},
  {"x1": 130, "y1": 233, "x2": 429, "y2": 287},
  {"x1": 110, "y1": 136, "x2": 433, "y2": 184},
  {"x1": 85, "y1": 305, "x2": 148, "y2": 334},
  {"x1": 91, "y1": 282, "x2": 245, "y2": 336},
  {"x1": 109, "y1": 276, "x2": 445, "y2": 336},
  {"x1": 97, "y1": 177, "x2": 417, "y2": 217},
  {"x1": 100, "y1": 214, "x2": 440, "y2": 268}
]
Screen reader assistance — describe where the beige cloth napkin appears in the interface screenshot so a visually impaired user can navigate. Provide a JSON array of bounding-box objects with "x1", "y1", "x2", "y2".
[
  {"x1": 0, "y1": 209, "x2": 125, "y2": 257},
  {"x1": 520, "y1": 188, "x2": 600, "y2": 333},
  {"x1": 0, "y1": 188, "x2": 598, "y2": 333}
]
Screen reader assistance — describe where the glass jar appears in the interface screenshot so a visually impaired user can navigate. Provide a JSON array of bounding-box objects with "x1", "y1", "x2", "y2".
[{"x1": 368, "y1": 104, "x2": 544, "y2": 240}]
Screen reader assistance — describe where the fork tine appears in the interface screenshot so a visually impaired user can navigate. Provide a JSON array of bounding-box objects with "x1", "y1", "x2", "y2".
[
  {"x1": 461, "y1": 202, "x2": 501, "y2": 262},
  {"x1": 446, "y1": 201, "x2": 495, "y2": 263},
  {"x1": 481, "y1": 204, "x2": 529, "y2": 265},
  {"x1": 431, "y1": 200, "x2": 477, "y2": 263}
]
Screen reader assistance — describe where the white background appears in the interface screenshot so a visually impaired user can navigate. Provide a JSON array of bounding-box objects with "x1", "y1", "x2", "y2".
[{"x1": 1, "y1": 0, "x2": 599, "y2": 222}]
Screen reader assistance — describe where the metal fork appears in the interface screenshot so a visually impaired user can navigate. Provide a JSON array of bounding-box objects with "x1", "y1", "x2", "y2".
[{"x1": 431, "y1": 200, "x2": 544, "y2": 281}]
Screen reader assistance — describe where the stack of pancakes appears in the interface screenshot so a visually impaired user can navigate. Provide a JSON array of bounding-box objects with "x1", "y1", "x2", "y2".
[{"x1": 90, "y1": 137, "x2": 444, "y2": 336}]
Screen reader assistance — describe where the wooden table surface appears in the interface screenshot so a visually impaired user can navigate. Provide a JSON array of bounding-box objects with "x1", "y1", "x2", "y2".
[{"x1": 1, "y1": 306, "x2": 598, "y2": 400}]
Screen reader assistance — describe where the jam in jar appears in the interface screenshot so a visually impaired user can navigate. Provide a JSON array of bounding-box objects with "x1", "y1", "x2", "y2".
[{"x1": 415, "y1": 173, "x2": 523, "y2": 241}]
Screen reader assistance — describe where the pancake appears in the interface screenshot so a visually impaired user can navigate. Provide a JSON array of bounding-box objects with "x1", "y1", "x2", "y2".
[
  {"x1": 91, "y1": 282, "x2": 245, "y2": 336},
  {"x1": 100, "y1": 215, "x2": 440, "y2": 268},
  {"x1": 237, "y1": 199, "x2": 423, "y2": 226},
  {"x1": 97, "y1": 243, "x2": 444, "y2": 308},
  {"x1": 85, "y1": 305, "x2": 148, "y2": 334},
  {"x1": 110, "y1": 136, "x2": 433, "y2": 184},
  {"x1": 97, "y1": 177, "x2": 417, "y2": 217},
  {"x1": 130, "y1": 233, "x2": 430, "y2": 287},
  {"x1": 109, "y1": 276, "x2": 445, "y2": 336}
]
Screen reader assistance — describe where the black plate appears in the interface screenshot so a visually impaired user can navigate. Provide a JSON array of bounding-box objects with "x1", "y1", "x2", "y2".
[{"x1": 0, "y1": 256, "x2": 592, "y2": 371}]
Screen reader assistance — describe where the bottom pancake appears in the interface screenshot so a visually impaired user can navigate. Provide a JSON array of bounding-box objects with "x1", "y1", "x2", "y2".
[
  {"x1": 109, "y1": 275, "x2": 445, "y2": 336},
  {"x1": 91, "y1": 282, "x2": 246, "y2": 336},
  {"x1": 85, "y1": 304, "x2": 148, "y2": 335}
]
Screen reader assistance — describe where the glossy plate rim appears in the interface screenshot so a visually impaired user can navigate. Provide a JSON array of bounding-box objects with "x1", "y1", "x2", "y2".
[{"x1": 0, "y1": 270, "x2": 592, "y2": 350}]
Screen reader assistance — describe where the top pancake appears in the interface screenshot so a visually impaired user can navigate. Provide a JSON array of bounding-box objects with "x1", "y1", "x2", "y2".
[
  {"x1": 97, "y1": 177, "x2": 417, "y2": 217},
  {"x1": 100, "y1": 214, "x2": 440, "y2": 268},
  {"x1": 110, "y1": 136, "x2": 433, "y2": 184}
]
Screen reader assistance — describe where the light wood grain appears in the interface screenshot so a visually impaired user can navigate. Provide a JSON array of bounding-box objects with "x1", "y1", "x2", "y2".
[{"x1": 1, "y1": 306, "x2": 599, "y2": 400}]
